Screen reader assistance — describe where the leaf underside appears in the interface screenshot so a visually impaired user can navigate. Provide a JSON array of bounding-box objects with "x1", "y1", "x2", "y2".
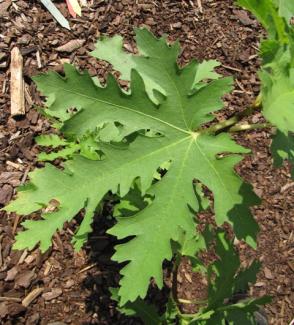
[{"x1": 4, "y1": 29, "x2": 259, "y2": 304}]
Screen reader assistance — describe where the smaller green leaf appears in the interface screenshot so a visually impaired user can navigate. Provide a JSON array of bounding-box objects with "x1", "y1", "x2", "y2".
[
  {"x1": 271, "y1": 130, "x2": 294, "y2": 177},
  {"x1": 36, "y1": 132, "x2": 102, "y2": 162},
  {"x1": 220, "y1": 296, "x2": 271, "y2": 313},
  {"x1": 177, "y1": 224, "x2": 213, "y2": 273},
  {"x1": 225, "y1": 309, "x2": 256, "y2": 325},
  {"x1": 72, "y1": 202, "x2": 102, "y2": 251},
  {"x1": 38, "y1": 144, "x2": 79, "y2": 161},
  {"x1": 207, "y1": 231, "x2": 240, "y2": 310},
  {"x1": 177, "y1": 233, "x2": 207, "y2": 273},
  {"x1": 179, "y1": 235, "x2": 206, "y2": 257},
  {"x1": 78, "y1": 134, "x2": 101, "y2": 160},
  {"x1": 204, "y1": 296, "x2": 270, "y2": 325},
  {"x1": 189, "y1": 310, "x2": 217, "y2": 324},
  {"x1": 36, "y1": 134, "x2": 68, "y2": 148},
  {"x1": 195, "y1": 231, "x2": 269, "y2": 325},
  {"x1": 234, "y1": 260, "x2": 261, "y2": 293},
  {"x1": 193, "y1": 60, "x2": 221, "y2": 88},
  {"x1": 161, "y1": 298, "x2": 179, "y2": 324},
  {"x1": 13, "y1": 209, "x2": 73, "y2": 252},
  {"x1": 113, "y1": 181, "x2": 152, "y2": 218}
]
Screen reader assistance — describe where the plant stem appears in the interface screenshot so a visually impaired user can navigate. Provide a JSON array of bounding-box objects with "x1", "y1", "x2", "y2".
[
  {"x1": 178, "y1": 298, "x2": 208, "y2": 305},
  {"x1": 253, "y1": 93, "x2": 262, "y2": 109},
  {"x1": 204, "y1": 116, "x2": 238, "y2": 134},
  {"x1": 201, "y1": 96, "x2": 264, "y2": 134},
  {"x1": 229, "y1": 122, "x2": 271, "y2": 132}
]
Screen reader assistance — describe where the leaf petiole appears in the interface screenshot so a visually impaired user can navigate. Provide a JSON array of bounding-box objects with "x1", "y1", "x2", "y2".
[
  {"x1": 229, "y1": 122, "x2": 271, "y2": 132},
  {"x1": 178, "y1": 298, "x2": 208, "y2": 305}
]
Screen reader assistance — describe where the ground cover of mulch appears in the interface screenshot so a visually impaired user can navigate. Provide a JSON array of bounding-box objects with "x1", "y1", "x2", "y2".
[{"x1": 0, "y1": 0, "x2": 293, "y2": 324}]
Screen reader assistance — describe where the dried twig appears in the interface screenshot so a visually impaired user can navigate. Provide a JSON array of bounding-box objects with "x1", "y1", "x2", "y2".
[
  {"x1": 77, "y1": 263, "x2": 97, "y2": 274},
  {"x1": 281, "y1": 182, "x2": 294, "y2": 193},
  {"x1": 1, "y1": 79, "x2": 6, "y2": 94},
  {"x1": 24, "y1": 84, "x2": 33, "y2": 108},
  {"x1": 235, "y1": 79, "x2": 247, "y2": 93},
  {"x1": 20, "y1": 167, "x2": 30, "y2": 185},
  {"x1": 22, "y1": 288, "x2": 44, "y2": 307},
  {"x1": 12, "y1": 214, "x2": 21, "y2": 235},
  {"x1": 36, "y1": 51, "x2": 42, "y2": 69},
  {"x1": 56, "y1": 39, "x2": 85, "y2": 53},
  {"x1": 0, "y1": 235, "x2": 3, "y2": 268},
  {"x1": 43, "y1": 262, "x2": 51, "y2": 276},
  {"x1": 17, "y1": 249, "x2": 28, "y2": 265},
  {"x1": 10, "y1": 47, "x2": 25, "y2": 117},
  {"x1": 0, "y1": 297, "x2": 22, "y2": 302},
  {"x1": 6, "y1": 160, "x2": 23, "y2": 170},
  {"x1": 222, "y1": 64, "x2": 242, "y2": 73},
  {"x1": 197, "y1": 0, "x2": 203, "y2": 13}
]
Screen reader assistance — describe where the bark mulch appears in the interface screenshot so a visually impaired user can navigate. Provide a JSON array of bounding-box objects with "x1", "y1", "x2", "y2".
[{"x1": 0, "y1": 0, "x2": 293, "y2": 324}]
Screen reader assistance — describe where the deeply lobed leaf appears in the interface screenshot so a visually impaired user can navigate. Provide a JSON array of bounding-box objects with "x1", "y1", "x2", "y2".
[{"x1": 5, "y1": 29, "x2": 259, "y2": 304}]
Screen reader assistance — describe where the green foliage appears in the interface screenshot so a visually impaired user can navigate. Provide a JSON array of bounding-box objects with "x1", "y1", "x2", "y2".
[
  {"x1": 36, "y1": 134, "x2": 68, "y2": 147},
  {"x1": 237, "y1": 0, "x2": 289, "y2": 42},
  {"x1": 199, "y1": 297, "x2": 271, "y2": 325},
  {"x1": 271, "y1": 130, "x2": 294, "y2": 177},
  {"x1": 237, "y1": 0, "x2": 294, "y2": 176},
  {"x1": 4, "y1": 29, "x2": 261, "y2": 306},
  {"x1": 36, "y1": 133, "x2": 102, "y2": 161},
  {"x1": 36, "y1": 134, "x2": 80, "y2": 161},
  {"x1": 274, "y1": 0, "x2": 294, "y2": 25},
  {"x1": 91, "y1": 32, "x2": 221, "y2": 97},
  {"x1": 6, "y1": 11, "x2": 290, "y2": 321},
  {"x1": 204, "y1": 232, "x2": 265, "y2": 314},
  {"x1": 110, "y1": 232, "x2": 269, "y2": 325}
]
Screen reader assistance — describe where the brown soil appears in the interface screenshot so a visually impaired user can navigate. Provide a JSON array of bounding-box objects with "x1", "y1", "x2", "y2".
[{"x1": 0, "y1": 0, "x2": 293, "y2": 324}]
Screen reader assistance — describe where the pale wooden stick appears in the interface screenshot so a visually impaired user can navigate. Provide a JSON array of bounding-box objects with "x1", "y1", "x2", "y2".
[
  {"x1": 10, "y1": 47, "x2": 25, "y2": 117},
  {"x1": 0, "y1": 297, "x2": 22, "y2": 302},
  {"x1": 197, "y1": 0, "x2": 203, "y2": 13},
  {"x1": 22, "y1": 288, "x2": 43, "y2": 307}
]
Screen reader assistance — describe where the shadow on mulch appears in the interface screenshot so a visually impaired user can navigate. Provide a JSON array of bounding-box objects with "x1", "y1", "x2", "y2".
[{"x1": 81, "y1": 203, "x2": 169, "y2": 325}]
